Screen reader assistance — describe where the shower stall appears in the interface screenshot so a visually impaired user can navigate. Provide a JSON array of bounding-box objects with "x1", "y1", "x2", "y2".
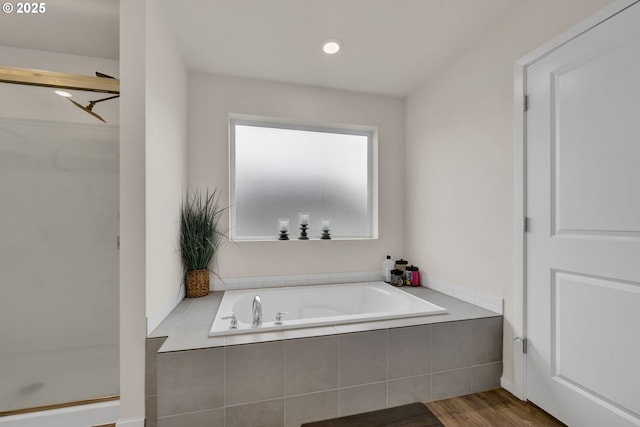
[{"x1": 0, "y1": 69, "x2": 120, "y2": 425}]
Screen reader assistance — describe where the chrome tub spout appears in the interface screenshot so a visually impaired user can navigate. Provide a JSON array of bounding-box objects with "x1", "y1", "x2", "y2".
[{"x1": 252, "y1": 295, "x2": 262, "y2": 327}]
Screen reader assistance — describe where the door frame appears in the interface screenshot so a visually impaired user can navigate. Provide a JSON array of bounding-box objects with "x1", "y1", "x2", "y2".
[{"x1": 512, "y1": 0, "x2": 639, "y2": 401}]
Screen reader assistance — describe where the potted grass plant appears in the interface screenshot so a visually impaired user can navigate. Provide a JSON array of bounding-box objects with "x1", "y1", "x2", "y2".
[{"x1": 180, "y1": 189, "x2": 226, "y2": 298}]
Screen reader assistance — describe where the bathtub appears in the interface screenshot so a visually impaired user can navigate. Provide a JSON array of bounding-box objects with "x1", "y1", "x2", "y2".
[{"x1": 209, "y1": 281, "x2": 446, "y2": 336}]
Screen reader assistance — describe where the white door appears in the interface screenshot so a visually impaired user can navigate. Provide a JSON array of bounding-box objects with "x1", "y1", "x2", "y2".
[{"x1": 525, "y1": 2, "x2": 640, "y2": 426}]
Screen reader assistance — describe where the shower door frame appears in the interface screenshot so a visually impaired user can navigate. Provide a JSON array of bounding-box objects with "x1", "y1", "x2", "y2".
[{"x1": 0, "y1": 66, "x2": 119, "y2": 94}]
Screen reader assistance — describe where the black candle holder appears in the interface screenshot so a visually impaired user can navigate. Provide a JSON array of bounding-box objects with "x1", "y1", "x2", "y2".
[
  {"x1": 277, "y1": 218, "x2": 290, "y2": 240},
  {"x1": 298, "y1": 224, "x2": 309, "y2": 240},
  {"x1": 320, "y1": 229, "x2": 331, "y2": 240}
]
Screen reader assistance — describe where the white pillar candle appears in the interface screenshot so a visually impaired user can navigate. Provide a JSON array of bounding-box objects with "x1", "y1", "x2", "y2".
[
  {"x1": 321, "y1": 219, "x2": 330, "y2": 231},
  {"x1": 278, "y1": 219, "x2": 289, "y2": 232},
  {"x1": 299, "y1": 213, "x2": 309, "y2": 225}
]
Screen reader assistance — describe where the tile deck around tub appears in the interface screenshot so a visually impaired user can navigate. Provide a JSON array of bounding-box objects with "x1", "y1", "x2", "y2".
[
  {"x1": 149, "y1": 284, "x2": 501, "y2": 353},
  {"x1": 148, "y1": 285, "x2": 503, "y2": 427}
]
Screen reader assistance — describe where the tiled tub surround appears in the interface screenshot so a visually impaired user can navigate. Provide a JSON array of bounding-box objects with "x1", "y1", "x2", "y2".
[{"x1": 147, "y1": 286, "x2": 502, "y2": 427}]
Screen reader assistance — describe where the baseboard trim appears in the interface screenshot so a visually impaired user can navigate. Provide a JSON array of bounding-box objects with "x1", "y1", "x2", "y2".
[
  {"x1": 116, "y1": 418, "x2": 144, "y2": 427},
  {"x1": 146, "y1": 285, "x2": 185, "y2": 335},
  {"x1": 500, "y1": 377, "x2": 521, "y2": 400},
  {"x1": 212, "y1": 271, "x2": 382, "y2": 291}
]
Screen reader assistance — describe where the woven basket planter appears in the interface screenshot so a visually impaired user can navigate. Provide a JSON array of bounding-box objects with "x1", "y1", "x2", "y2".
[{"x1": 186, "y1": 269, "x2": 209, "y2": 298}]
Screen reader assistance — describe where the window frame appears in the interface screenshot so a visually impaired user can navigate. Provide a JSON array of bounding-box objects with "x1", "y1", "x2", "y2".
[{"x1": 229, "y1": 114, "x2": 377, "y2": 241}]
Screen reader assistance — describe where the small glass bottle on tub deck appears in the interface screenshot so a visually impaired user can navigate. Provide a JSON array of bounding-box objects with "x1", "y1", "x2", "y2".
[
  {"x1": 410, "y1": 266, "x2": 421, "y2": 286},
  {"x1": 405, "y1": 265, "x2": 414, "y2": 286},
  {"x1": 406, "y1": 265, "x2": 420, "y2": 286},
  {"x1": 395, "y1": 259, "x2": 408, "y2": 273},
  {"x1": 390, "y1": 269, "x2": 404, "y2": 287},
  {"x1": 382, "y1": 255, "x2": 394, "y2": 283}
]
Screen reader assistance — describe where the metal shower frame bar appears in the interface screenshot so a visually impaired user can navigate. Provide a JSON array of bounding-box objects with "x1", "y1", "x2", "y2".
[{"x1": 0, "y1": 66, "x2": 120, "y2": 94}]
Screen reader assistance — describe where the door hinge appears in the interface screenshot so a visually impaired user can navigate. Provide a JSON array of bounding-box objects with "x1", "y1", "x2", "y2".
[
  {"x1": 514, "y1": 337, "x2": 528, "y2": 354},
  {"x1": 523, "y1": 94, "x2": 529, "y2": 112},
  {"x1": 524, "y1": 217, "x2": 530, "y2": 232},
  {"x1": 117, "y1": 235, "x2": 120, "y2": 250}
]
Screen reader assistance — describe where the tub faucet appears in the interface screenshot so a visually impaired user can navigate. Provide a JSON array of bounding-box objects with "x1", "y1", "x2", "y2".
[{"x1": 252, "y1": 295, "x2": 262, "y2": 328}]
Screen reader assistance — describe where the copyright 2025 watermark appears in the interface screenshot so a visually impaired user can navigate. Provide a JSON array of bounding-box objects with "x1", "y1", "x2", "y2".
[{"x1": 3, "y1": 2, "x2": 47, "y2": 14}]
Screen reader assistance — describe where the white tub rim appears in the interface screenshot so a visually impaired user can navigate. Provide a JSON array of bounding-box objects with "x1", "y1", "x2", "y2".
[{"x1": 209, "y1": 281, "x2": 447, "y2": 337}]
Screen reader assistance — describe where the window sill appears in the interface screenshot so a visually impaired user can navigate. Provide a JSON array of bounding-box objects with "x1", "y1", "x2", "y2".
[{"x1": 229, "y1": 237, "x2": 378, "y2": 243}]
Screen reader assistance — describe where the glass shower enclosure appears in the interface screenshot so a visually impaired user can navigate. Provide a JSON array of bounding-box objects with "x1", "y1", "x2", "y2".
[{"x1": 0, "y1": 80, "x2": 119, "y2": 416}]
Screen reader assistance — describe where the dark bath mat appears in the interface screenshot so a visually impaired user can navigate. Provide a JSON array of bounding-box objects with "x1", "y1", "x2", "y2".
[{"x1": 301, "y1": 402, "x2": 445, "y2": 427}]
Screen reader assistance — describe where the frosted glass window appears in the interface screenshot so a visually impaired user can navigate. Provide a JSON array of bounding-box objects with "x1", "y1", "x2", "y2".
[{"x1": 230, "y1": 118, "x2": 374, "y2": 240}]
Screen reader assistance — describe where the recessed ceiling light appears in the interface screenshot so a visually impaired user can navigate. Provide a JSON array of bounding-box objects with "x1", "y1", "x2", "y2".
[
  {"x1": 322, "y1": 39, "x2": 341, "y2": 55},
  {"x1": 54, "y1": 90, "x2": 72, "y2": 98}
]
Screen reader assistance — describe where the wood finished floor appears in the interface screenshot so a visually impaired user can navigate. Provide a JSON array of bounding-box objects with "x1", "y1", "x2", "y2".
[
  {"x1": 426, "y1": 389, "x2": 567, "y2": 427},
  {"x1": 97, "y1": 389, "x2": 561, "y2": 427}
]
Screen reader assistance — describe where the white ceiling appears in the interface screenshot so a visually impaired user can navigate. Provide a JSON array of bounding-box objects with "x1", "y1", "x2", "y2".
[
  {"x1": 0, "y1": 0, "x2": 119, "y2": 60},
  {"x1": 0, "y1": 0, "x2": 527, "y2": 98},
  {"x1": 157, "y1": 0, "x2": 526, "y2": 97}
]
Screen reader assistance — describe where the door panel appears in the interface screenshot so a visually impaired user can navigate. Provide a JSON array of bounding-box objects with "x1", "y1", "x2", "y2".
[
  {"x1": 552, "y1": 271, "x2": 640, "y2": 416},
  {"x1": 553, "y1": 38, "x2": 640, "y2": 236},
  {"x1": 525, "y1": 2, "x2": 640, "y2": 426}
]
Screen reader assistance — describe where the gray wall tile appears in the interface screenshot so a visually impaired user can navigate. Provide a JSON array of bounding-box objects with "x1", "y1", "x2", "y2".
[
  {"x1": 146, "y1": 395, "x2": 158, "y2": 427},
  {"x1": 339, "y1": 330, "x2": 387, "y2": 387},
  {"x1": 284, "y1": 390, "x2": 338, "y2": 427},
  {"x1": 157, "y1": 408, "x2": 224, "y2": 427},
  {"x1": 225, "y1": 399, "x2": 284, "y2": 427},
  {"x1": 157, "y1": 347, "x2": 224, "y2": 417},
  {"x1": 387, "y1": 325, "x2": 431, "y2": 379},
  {"x1": 387, "y1": 375, "x2": 432, "y2": 406},
  {"x1": 339, "y1": 382, "x2": 387, "y2": 416},
  {"x1": 285, "y1": 336, "x2": 338, "y2": 395},
  {"x1": 472, "y1": 317, "x2": 503, "y2": 364},
  {"x1": 146, "y1": 337, "x2": 167, "y2": 396},
  {"x1": 225, "y1": 341, "x2": 284, "y2": 405},
  {"x1": 153, "y1": 309, "x2": 504, "y2": 426},
  {"x1": 146, "y1": 337, "x2": 165, "y2": 427},
  {"x1": 432, "y1": 367, "x2": 473, "y2": 400},
  {"x1": 472, "y1": 362, "x2": 502, "y2": 393},
  {"x1": 432, "y1": 321, "x2": 473, "y2": 372}
]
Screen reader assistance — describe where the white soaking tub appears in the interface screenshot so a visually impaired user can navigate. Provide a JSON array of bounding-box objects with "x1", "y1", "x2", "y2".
[{"x1": 209, "y1": 281, "x2": 446, "y2": 336}]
